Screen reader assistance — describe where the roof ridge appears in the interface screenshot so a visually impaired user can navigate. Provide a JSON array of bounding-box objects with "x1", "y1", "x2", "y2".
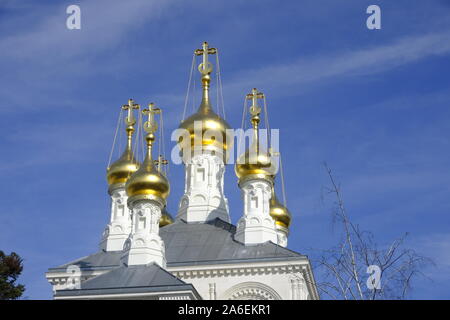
[
  {"x1": 150, "y1": 262, "x2": 188, "y2": 285},
  {"x1": 207, "y1": 217, "x2": 236, "y2": 233},
  {"x1": 77, "y1": 263, "x2": 186, "y2": 290},
  {"x1": 267, "y1": 241, "x2": 303, "y2": 256}
]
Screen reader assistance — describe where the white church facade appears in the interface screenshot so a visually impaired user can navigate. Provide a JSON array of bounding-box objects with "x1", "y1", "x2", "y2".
[{"x1": 45, "y1": 42, "x2": 319, "y2": 300}]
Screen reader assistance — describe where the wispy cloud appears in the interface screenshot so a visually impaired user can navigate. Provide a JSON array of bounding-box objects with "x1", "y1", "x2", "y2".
[
  {"x1": 0, "y1": 0, "x2": 173, "y2": 61},
  {"x1": 223, "y1": 31, "x2": 450, "y2": 98},
  {"x1": 0, "y1": 0, "x2": 176, "y2": 114},
  {"x1": 152, "y1": 30, "x2": 450, "y2": 115}
]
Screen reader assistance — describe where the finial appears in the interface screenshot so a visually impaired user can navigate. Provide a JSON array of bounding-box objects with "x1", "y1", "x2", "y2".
[
  {"x1": 122, "y1": 99, "x2": 140, "y2": 126},
  {"x1": 195, "y1": 41, "x2": 217, "y2": 75},
  {"x1": 154, "y1": 155, "x2": 168, "y2": 172},
  {"x1": 195, "y1": 42, "x2": 217, "y2": 111},
  {"x1": 246, "y1": 88, "x2": 264, "y2": 128},
  {"x1": 121, "y1": 98, "x2": 140, "y2": 148},
  {"x1": 142, "y1": 103, "x2": 161, "y2": 158},
  {"x1": 143, "y1": 103, "x2": 161, "y2": 134}
]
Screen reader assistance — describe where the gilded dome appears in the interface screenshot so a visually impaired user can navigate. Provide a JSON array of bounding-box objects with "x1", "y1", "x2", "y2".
[
  {"x1": 179, "y1": 104, "x2": 231, "y2": 154},
  {"x1": 160, "y1": 206, "x2": 174, "y2": 227},
  {"x1": 235, "y1": 112, "x2": 276, "y2": 183},
  {"x1": 125, "y1": 154, "x2": 170, "y2": 201},
  {"x1": 107, "y1": 147, "x2": 139, "y2": 186},
  {"x1": 235, "y1": 140, "x2": 276, "y2": 182},
  {"x1": 178, "y1": 72, "x2": 232, "y2": 158},
  {"x1": 107, "y1": 115, "x2": 139, "y2": 187},
  {"x1": 269, "y1": 193, "x2": 291, "y2": 228},
  {"x1": 235, "y1": 88, "x2": 276, "y2": 183}
]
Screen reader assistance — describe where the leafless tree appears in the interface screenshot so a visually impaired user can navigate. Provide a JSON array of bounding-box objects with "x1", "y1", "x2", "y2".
[{"x1": 311, "y1": 163, "x2": 432, "y2": 300}]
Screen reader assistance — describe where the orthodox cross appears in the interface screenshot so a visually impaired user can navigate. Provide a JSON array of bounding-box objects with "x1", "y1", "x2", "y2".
[
  {"x1": 154, "y1": 155, "x2": 168, "y2": 172},
  {"x1": 142, "y1": 103, "x2": 161, "y2": 134},
  {"x1": 246, "y1": 88, "x2": 264, "y2": 116},
  {"x1": 122, "y1": 99, "x2": 140, "y2": 126},
  {"x1": 195, "y1": 41, "x2": 217, "y2": 75}
]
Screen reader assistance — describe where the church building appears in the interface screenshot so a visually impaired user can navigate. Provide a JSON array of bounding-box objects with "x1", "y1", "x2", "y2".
[{"x1": 45, "y1": 42, "x2": 319, "y2": 300}]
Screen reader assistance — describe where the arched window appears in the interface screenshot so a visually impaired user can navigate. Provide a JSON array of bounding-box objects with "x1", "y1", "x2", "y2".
[{"x1": 221, "y1": 282, "x2": 282, "y2": 300}]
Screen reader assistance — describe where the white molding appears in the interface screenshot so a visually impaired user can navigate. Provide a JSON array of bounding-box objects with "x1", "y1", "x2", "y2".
[
  {"x1": 100, "y1": 188, "x2": 132, "y2": 252},
  {"x1": 167, "y1": 259, "x2": 319, "y2": 300},
  {"x1": 235, "y1": 179, "x2": 277, "y2": 245},
  {"x1": 122, "y1": 201, "x2": 166, "y2": 267},
  {"x1": 176, "y1": 153, "x2": 230, "y2": 223}
]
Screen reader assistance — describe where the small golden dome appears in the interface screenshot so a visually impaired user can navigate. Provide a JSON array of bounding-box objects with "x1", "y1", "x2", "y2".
[
  {"x1": 235, "y1": 88, "x2": 275, "y2": 183},
  {"x1": 107, "y1": 107, "x2": 139, "y2": 187},
  {"x1": 125, "y1": 103, "x2": 170, "y2": 204},
  {"x1": 270, "y1": 193, "x2": 291, "y2": 228},
  {"x1": 235, "y1": 140, "x2": 276, "y2": 182},
  {"x1": 107, "y1": 147, "x2": 139, "y2": 186},
  {"x1": 160, "y1": 206, "x2": 174, "y2": 227},
  {"x1": 235, "y1": 105, "x2": 275, "y2": 183},
  {"x1": 125, "y1": 154, "x2": 170, "y2": 201}
]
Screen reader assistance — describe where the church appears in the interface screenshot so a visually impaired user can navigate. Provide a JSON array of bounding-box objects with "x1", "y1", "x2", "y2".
[{"x1": 45, "y1": 42, "x2": 319, "y2": 300}]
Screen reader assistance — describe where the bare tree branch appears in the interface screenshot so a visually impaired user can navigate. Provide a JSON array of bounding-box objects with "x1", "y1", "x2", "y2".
[{"x1": 311, "y1": 163, "x2": 433, "y2": 300}]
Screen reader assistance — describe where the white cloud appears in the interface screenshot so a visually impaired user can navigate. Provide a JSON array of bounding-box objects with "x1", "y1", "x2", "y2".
[
  {"x1": 148, "y1": 30, "x2": 450, "y2": 115},
  {"x1": 0, "y1": 0, "x2": 173, "y2": 61},
  {"x1": 223, "y1": 31, "x2": 450, "y2": 98}
]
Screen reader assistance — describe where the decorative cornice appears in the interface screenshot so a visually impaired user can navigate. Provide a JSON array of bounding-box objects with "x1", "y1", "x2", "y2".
[{"x1": 169, "y1": 262, "x2": 307, "y2": 279}]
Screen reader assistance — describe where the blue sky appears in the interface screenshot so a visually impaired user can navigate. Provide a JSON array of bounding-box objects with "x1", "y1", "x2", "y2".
[{"x1": 0, "y1": 0, "x2": 449, "y2": 299}]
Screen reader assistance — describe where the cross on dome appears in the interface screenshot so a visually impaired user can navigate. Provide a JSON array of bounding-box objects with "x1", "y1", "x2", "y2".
[
  {"x1": 154, "y1": 155, "x2": 168, "y2": 172},
  {"x1": 122, "y1": 99, "x2": 140, "y2": 126},
  {"x1": 143, "y1": 103, "x2": 161, "y2": 134},
  {"x1": 195, "y1": 41, "x2": 217, "y2": 75},
  {"x1": 246, "y1": 88, "x2": 264, "y2": 117}
]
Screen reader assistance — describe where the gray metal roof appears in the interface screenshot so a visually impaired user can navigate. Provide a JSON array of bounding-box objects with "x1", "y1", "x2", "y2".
[
  {"x1": 55, "y1": 263, "x2": 200, "y2": 298},
  {"x1": 160, "y1": 218, "x2": 305, "y2": 266},
  {"x1": 50, "y1": 218, "x2": 305, "y2": 272},
  {"x1": 83, "y1": 263, "x2": 185, "y2": 289},
  {"x1": 51, "y1": 250, "x2": 123, "y2": 271}
]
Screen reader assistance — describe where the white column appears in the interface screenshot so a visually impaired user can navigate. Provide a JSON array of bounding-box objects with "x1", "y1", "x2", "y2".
[
  {"x1": 209, "y1": 283, "x2": 216, "y2": 300},
  {"x1": 121, "y1": 200, "x2": 166, "y2": 267},
  {"x1": 100, "y1": 187, "x2": 132, "y2": 252},
  {"x1": 298, "y1": 275, "x2": 309, "y2": 300},
  {"x1": 177, "y1": 153, "x2": 230, "y2": 223},
  {"x1": 290, "y1": 278, "x2": 297, "y2": 300},
  {"x1": 289, "y1": 274, "x2": 308, "y2": 300},
  {"x1": 235, "y1": 179, "x2": 277, "y2": 245}
]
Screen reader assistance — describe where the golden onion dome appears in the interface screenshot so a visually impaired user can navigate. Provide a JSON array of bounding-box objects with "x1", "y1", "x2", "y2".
[
  {"x1": 126, "y1": 151, "x2": 170, "y2": 202},
  {"x1": 125, "y1": 106, "x2": 170, "y2": 203},
  {"x1": 269, "y1": 192, "x2": 292, "y2": 228},
  {"x1": 179, "y1": 42, "x2": 232, "y2": 159},
  {"x1": 107, "y1": 109, "x2": 139, "y2": 187},
  {"x1": 179, "y1": 102, "x2": 231, "y2": 154},
  {"x1": 178, "y1": 75, "x2": 231, "y2": 156},
  {"x1": 235, "y1": 139, "x2": 276, "y2": 182},
  {"x1": 160, "y1": 206, "x2": 174, "y2": 227},
  {"x1": 107, "y1": 146, "x2": 139, "y2": 186},
  {"x1": 235, "y1": 98, "x2": 276, "y2": 183}
]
